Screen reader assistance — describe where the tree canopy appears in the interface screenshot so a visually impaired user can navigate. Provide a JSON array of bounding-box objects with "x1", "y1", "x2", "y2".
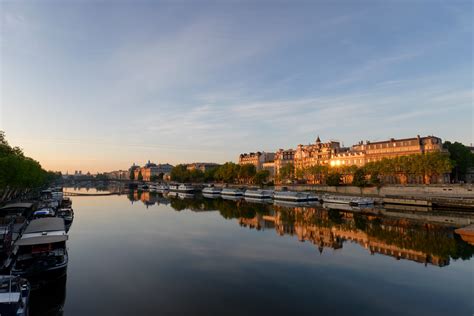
[{"x1": 0, "y1": 131, "x2": 57, "y2": 189}]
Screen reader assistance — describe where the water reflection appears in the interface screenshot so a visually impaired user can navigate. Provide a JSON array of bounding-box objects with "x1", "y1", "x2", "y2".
[{"x1": 128, "y1": 191, "x2": 474, "y2": 267}]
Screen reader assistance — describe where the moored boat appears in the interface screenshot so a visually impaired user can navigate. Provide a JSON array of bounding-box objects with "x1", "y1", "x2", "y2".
[
  {"x1": 177, "y1": 184, "x2": 195, "y2": 193},
  {"x1": 322, "y1": 195, "x2": 374, "y2": 206},
  {"x1": 56, "y1": 208, "x2": 74, "y2": 230},
  {"x1": 273, "y1": 191, "x2": 317, "y2": 202},
  {"x1": 168, "y1": 184, "x2": 180, "y2": 192},
  {"x1": 60, "y1": 197, "x2": 72, "y2": 208},
  {"x1": 12, "y1": 218, "x2": 68, "y2": 279},
  {"x1": 0, "y1": 275, "x2": 30, "y2": 316},
  {"x1": 221, "y1": 188, "x2": 244, "y2": 196},
  {"x1": 156, "y1": 184, "x2": 169, "y2": 193},
  {"x1": 244, "y1": 189, "x2": 273, "y2": 199},
  {"x1": 202, "y1": 186, "x2": 222, "y2": 195}
]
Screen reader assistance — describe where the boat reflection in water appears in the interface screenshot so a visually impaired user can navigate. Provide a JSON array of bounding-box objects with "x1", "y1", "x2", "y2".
[
  {"x1": 29, "y1": 274, "x2": 67, "y2": 316},
  {"x1": 128, "y1": 191, "x2": 474, "y2": 267}
]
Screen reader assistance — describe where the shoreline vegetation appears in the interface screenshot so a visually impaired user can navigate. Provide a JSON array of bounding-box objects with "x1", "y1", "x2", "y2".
[
  {"x1": 0, "y1": 131, "x2": 60, "y2": 203},
  {"x1": 164, "y1": 152, "x2": 455, "y2": 186}
]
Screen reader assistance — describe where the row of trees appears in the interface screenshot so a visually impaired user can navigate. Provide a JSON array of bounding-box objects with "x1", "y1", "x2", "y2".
[
  {"x1": 278, "y1": 152, "x2": 454, "y2": 186},
  {"x1": 443, "y1": 141, "x2": 474, "y2": 182},
  {"x1": 170, "y1": 162, "x2": 271, "y2": 185},
  {"x1": 0, "y1": 131, "x2": 59, "y2": 194}
]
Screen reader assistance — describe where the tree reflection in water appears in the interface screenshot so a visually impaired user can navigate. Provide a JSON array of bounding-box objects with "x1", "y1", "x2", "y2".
[{"x1": 127, "y1": 191, "x2": 474, "y2": 267}]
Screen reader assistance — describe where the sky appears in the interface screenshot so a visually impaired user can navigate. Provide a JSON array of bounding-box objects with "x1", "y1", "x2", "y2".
[{"x1": 0, "y1": 0, "x2": 472, "y2": 173}]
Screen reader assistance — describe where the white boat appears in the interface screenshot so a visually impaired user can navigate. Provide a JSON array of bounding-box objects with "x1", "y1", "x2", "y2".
[
  {"x1": 221, "y1": 195, "x2": 243, "y2": 201},
  {"x1": 202, "y1": 186, "x2": 222, "y2": 195},
  {"x1": 148, "y1": 184, "x2": 158, "y2": 192},
  {"x1": 244, "y1": 189, "x2": 273, "y2": 199},
  {"x1": 322, "y1": 195, "x2": 374, "y2": 206},
  {"x1": 273, "y1": 191, "x2": 318, "y2": 202},
  {"x1": 156, "y1": 184, "x2": 169, "y2": 193},
  {"x1": 244, "y1": 196, "x2": 273, "y2": 204},
  {"x1": 168, "y1": 184, "x2": 180, "y2": 191},
  {"x1": 177, "y1": 184, "x2": 195, "y2": 193},
  {"x1": 202, "y1": 193, "x2": 221, "y2": 199},
  {"x1": 221, "y1": 188, "x2": 244, "y2": 196}
]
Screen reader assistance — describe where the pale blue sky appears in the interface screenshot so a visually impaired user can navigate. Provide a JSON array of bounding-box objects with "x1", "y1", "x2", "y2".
[{"x1": 1, "y1": 0, "x2": 472, "y2": 172}]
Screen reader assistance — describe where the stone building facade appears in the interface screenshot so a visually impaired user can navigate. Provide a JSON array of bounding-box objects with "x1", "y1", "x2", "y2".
[
  {"x1": 294, "y1": 136, "x2": 341, "y2": 170},
  {"x1": 242, "y1": 135, "x2": 447, "y2": 184},
  {"x1": 238, "y1": 151, "x2": 275, "y2": 171},
  {"x1": 133, "y1": 161, "x2": 174, "y2": 181},
  {"x1": 274, "y1": 148, "x2": 295, "y2": 178}
]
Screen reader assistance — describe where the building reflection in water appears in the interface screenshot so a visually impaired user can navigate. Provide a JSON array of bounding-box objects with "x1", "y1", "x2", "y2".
[
  {"x1": 29, "y1": 274, "x2": 67, "y2": 316},
  {"x1": 128, "y1": 191, "x2": 474, "y2": 267}
]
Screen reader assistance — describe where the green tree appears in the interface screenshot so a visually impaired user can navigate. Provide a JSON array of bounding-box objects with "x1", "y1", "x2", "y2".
[
  {"x1": 204, "y1": 167, "x2": 218, "y2": 182},
  {"x1": 326, "y1": 172, "x2": 342, "y2": 186},
  {"x1": 278, "y1": 163, "x2": 295, "y2": 183},
  {"x1": 170, "y1": 164, "x2": 189, "y2": 182},
  {"x1": 215, "y1": 162, "x2": 240, "y2": 183},
  {"x1": 137, "y1": 170, "x2": 143, "y2": 181},
  {"x1": 0, "y1": 131, "x2": 55, "y2": 191},
  {"x1": 352, "y1": 168, "x2": 368, "y2": 187},
  {"x1": 443, "y1": 141, "x2": 474, "y2": 182},
  {"x1": 238, "y1": 164, "x2": 256, "y2": 184},
  {"x1": 254, "y1": 170, "x2": 270, "y2": 186}
]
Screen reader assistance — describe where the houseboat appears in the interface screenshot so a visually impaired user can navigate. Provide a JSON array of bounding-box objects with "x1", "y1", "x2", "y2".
[
  {"x1": 274, "y1": 191, "x2": 318, "y2": 202},
  {"x1": 0, "y1": 203, "x2": 34, "y2": 269},
  {"x1": 60, "y1": 197, "x2": 72, "y2": 209},
  {"x1": 322, "y1": 195, "x2": 374, "y2": 206},
  {"x1": 168, "y1": 184, "x2": 180, "y2": 192},
  {"x1": 12, "y1": 218, "x2": 68, "y2": 279},
  {"x1": 202, "y1": 186, "x2": 222, "y2": 195},
  {"x1": 177, "y1": 184, "x2": 195, "y2": 193},
  {"x1": 0, "y1": 203, "x2": 36, "y2": 219},
  {"x1": 156, "y1": 184, "x2": 169, "y2": 193},
  {"x1": 244, "y1": 189, "x2": 273, "y2": 199},
  {"x1": 56, "y1": 208, "x2": 74, "y2": 230},
  {"x1": 221, "y1": 188, "x2": 245, "y2": 197},
  {"x1": 0, "y1": 275, "x2": 30, "y2": 316}
]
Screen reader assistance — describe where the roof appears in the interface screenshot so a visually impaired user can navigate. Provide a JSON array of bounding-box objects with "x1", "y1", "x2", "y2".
[
  {"x1": 16, "y1": 234, "x2": 68, "y2": 246},
  {"x1": 0, "y1": 202, "x2": 35, "y2": 210},
  {"x1": 23, "y1": 218, "x2": 65, "y2": 234}
]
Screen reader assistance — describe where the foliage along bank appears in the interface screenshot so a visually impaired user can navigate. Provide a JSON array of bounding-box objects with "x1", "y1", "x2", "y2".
[{"x1": 0, "y1": 131, "x2": 60, "y2": 201}]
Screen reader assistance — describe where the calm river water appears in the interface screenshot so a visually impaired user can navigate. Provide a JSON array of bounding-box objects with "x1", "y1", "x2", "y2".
[{"x1": 31, "y1": 189, "x2": 473, "y2": 316}]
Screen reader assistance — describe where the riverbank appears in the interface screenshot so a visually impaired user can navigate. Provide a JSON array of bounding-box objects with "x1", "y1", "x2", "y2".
[{"x1": 215, "y1": 183, "x2": 474, "y2": 210}]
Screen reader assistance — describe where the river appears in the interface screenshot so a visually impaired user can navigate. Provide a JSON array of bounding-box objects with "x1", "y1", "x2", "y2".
[{"x1": 31, "y1": 188, "x2": 473, "y2": 315}]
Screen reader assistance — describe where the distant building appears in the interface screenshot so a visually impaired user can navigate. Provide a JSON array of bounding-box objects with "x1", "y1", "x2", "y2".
[
  {"x1": 274, "y1": 148, "x2": 295, "y2": 178},
  {"x1": 186, "y1": 162, "x2": 220, "y2": 172},
  {"x1": 262, "y1": 161, "x2": 275, "y2": 180},
  {"x1": 242, "y1": 135, "x2": 449, "y2": 184},
  {"x1": 345, "y1": 135, "x2": 444, "y2": 163},
  {"x1": 133, "y1": 161, "x2": 174, "y2": 181},
  {"x1": 294, "y1": 136, "x2": 341, "y2": 170},
  {"x1": 238, "y1": 151, "x2": 275, "y2": 171}
]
